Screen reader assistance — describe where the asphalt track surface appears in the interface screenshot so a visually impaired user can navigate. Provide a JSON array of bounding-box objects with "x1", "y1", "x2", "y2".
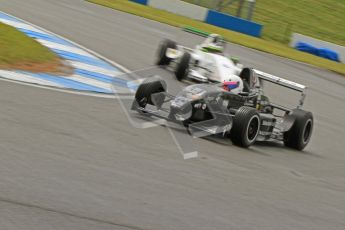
[{"x1": 1, "y1": 0, "x2": 345, "y2": 229}]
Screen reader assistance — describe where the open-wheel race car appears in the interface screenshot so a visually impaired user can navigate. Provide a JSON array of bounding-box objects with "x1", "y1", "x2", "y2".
[
  {"x1": 131, "y1": 68, "x2": 313, "y2": 150},
  {"x1": 156, "y1": 34, "x2": 243, "y2": 92}
]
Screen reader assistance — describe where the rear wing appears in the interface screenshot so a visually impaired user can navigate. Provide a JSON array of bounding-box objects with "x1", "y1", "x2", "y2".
[
  {"x1": 253, "y1": 69, "x2": 307, "y2": 109},
  {"x1": 254, "y1": 70, "x2": 306, "y2": 92}
]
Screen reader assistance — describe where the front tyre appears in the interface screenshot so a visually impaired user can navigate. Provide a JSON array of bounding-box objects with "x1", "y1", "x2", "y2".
[
  {"x1": 230, "y1": 106, "x2": 260, "y2": 147},
  {"x1": 156, "y1": 39, "x2": 177, "y2": 66},
  {"x1": 134, "y1": 80, "x2": 166, "y2": 110},
  {"x1": 283, "y1": 109, "x2": 313, "y2": 150},
  {"x1": 175, "y1": 52, "x2": 191, "y2": 81}
]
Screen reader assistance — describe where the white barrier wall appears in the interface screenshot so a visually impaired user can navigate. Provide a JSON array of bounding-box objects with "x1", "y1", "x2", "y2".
[
  {"x1": 148, "y1": 0, "x2": 208, "y2": 21},
  {"x1": 290, "y1": 33, "x2": 345, "y2": 63}
]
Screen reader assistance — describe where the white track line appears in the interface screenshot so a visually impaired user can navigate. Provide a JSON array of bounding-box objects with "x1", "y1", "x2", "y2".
[
  {"x1": 67, "y1": 75, "x2": 131, "y2": 94},
  {"x1": 67, "y1": 61, "x2": 121, "y2": 76},
  {"x1": 0, "y1": 18, "x2": 48, "y2": 34},
  {"x1": 37, "y1": 39, "x2": 95, "y2": 58},
  {"x1": 66, "y1": 74, "x2": 113, "y2": 91},
  {"x1": 0, "y1": 70, "x2": 62, "y2": 87}
]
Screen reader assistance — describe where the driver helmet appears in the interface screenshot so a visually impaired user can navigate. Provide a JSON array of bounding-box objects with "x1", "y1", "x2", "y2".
[{"x1": 223, "y1": 81, "x2": 240, "y2": 92}]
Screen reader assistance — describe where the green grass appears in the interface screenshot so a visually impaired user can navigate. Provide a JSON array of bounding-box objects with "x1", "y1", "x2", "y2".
[
  {"x1": 87, "y1": 0, "x2": 345, "y2": 75},
  {"x1": 0, "y1": 22, "x2": 59, "y2": 70},
  {"x1": 183, "y1": 0, "x2": 345, "y2": 45}
]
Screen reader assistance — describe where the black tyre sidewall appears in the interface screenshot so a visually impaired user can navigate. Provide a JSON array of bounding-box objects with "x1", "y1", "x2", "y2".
[
  {"x1": 135, "y1": 81, "x2": 166, "y2": 109},
  {"x1": 156, "y1": 40, "x2": 177, "y2": 66},
  {"x1": 175, "y1": 52, "x2": 191, "y2": 81},
  {"x1": 230, "y1": 106, "x2": 260, "y2": 147},
  {"x1": 284, "y1": 109, "x2": 313, "y2": 150}
]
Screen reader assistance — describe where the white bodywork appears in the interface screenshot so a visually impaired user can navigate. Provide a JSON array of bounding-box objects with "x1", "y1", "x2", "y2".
[
  {"x1": 190, "y1": 49, "x2": 244, "y2": 93},
  {"x1": 167, "y1": 45, "x2": 244, "y2": 93}
]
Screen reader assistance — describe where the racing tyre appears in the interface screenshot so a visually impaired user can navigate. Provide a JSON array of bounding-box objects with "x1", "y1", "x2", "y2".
[
  {"x1": 283, "y1": 109, "x2": 313, "y2": 150},
  {"x1": 156, "y1": 39, "x2": 177, "y2": 66},
  {"x1": 175, "y1": 52, "x2": 191, "y2": 81},
  {"x1": 230, "y1": 106, "x2": 260, "y2": 147},
  {"x1": 134, "y1": 80, "x2": 166, "y2": 110}
]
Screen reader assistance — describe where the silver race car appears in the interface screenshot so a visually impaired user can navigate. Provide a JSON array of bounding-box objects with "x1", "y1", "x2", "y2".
[{"x1": 132, "y1": 68, "x2": 313, "y2": 150}]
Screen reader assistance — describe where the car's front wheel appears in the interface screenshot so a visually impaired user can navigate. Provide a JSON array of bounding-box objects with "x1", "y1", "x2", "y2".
[
  {"x1": 175, "y1": 52, "x2": 191, "y2": 81},
  {"x1": 134, "y1": 80, "x2": 166, "y2": 110},
  {"x1": 230, "y1": 106, "x2": 261, "y2": 147},
  {"x1": 156, "y1": 39, "x2": 177, "y2": 66}
]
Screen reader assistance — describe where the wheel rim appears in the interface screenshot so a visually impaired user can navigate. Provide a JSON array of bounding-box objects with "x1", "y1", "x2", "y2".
[
  {"x1": 246, "y1": 115, "x2": 260, "y2": 142},
  {"x1": 303, "y1": 119, "x2": 313, "y2": 144}
]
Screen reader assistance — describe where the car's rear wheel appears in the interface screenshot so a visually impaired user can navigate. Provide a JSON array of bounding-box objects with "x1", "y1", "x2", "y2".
[
  {"x1": 156, "y1": 39, "x2": 177, "y2": 66},
  {"x1": 230, "y1": 106, "x2": 260, "y2": 147},
  {"x1": 283, "y1": 109, "x2": 313, "y2": 150},
  {"x1": 175, "y1": 52, "x2": 191, "y2": 81},
  {"x1": 134, "y1": 80, "x2": 166, "y2": 110}
]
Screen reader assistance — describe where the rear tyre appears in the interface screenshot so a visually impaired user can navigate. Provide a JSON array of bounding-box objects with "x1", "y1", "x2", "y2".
[
  {"x1": 175, "y1": 52, "x2": 191, "y2": 81},
  {"x1": 156, "y1": 39, "x2": 177, "y2": 66},
  {"x1": 230, "y1": 106, "x2": 260, "y2": 147},
  {"x1": 283, "y1": 109, "x2": 313, "y2": 150},
  {"x1": 134, "y1": 80, "x2": 166, "y2": 110}
]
